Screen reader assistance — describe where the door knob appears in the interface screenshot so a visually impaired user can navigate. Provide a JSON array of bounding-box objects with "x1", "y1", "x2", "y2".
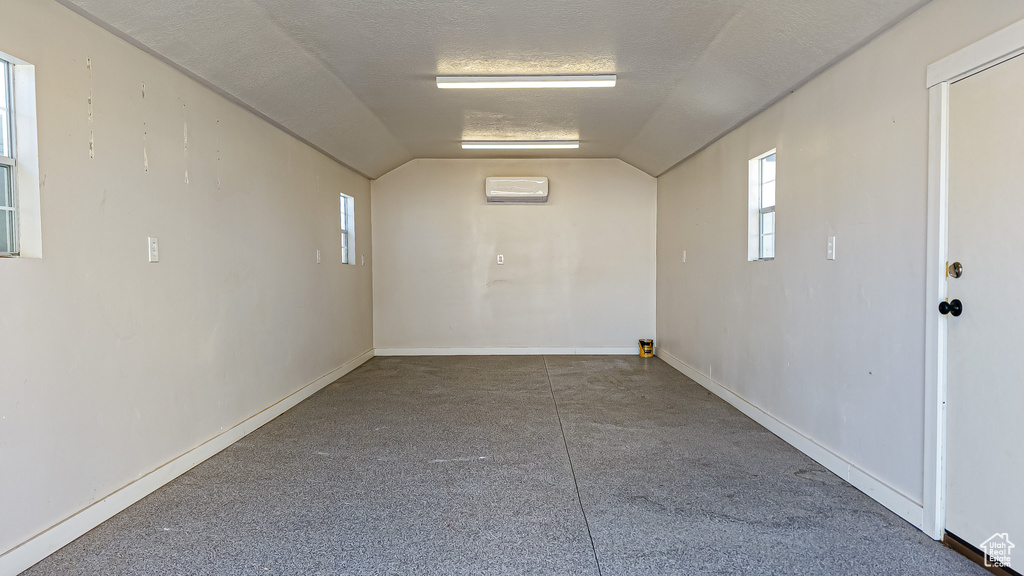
[
  {"x1": 939, "y1": 299, "x2": 963, "y2": 316},
  {"x1": 949, "y1": 299, "x2": 963, "y2": 317},
  {"x1": 949, "y1": 261, "x2": 963, "y2": 278}
]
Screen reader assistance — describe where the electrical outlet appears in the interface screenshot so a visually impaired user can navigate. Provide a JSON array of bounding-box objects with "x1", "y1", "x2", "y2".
[
  {"x1": 497, "y1": 254, "x2": 504, "y2": 265},
  {"x1": 683, "y1": 250, "x2": 686, "y2": 263},
  {"x1": 316, "y1": 249, "x2": 321, "y2": 264},
  {"x1": 827, "y1": 236, "x2": 836, "y2": 260},
  {"x1": 148, "y1": 237, "x2": 159, "y2": 263}
]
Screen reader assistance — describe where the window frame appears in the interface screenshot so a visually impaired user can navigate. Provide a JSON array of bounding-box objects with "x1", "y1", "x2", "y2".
[
  {"x1": 339, "y1": 193, "x2": 354, "y2": 265},
  {"x1": 0, "y1": 50, "x2": 40, "y2": 259},
  {"x1": 1, "y1": 57, "x2": 18, "y2": 256},
  {"x1": 748, "y1": 149, "x2": 777, "y2": 262}
]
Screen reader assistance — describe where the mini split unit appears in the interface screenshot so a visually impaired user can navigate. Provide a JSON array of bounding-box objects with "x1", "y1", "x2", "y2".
[{"x1": 485, "y1": 177, "x2": 549, "y2": 203}]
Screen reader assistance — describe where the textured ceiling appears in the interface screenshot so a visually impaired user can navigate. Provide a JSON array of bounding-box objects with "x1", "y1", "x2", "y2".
[{"x1": 58, "y1": 0, "x2": 928, "y2": 178}]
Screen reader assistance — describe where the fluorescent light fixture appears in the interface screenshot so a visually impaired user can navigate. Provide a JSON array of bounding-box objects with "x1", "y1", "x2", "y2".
[
  {"x1": 437, "y1": 74, "x2": 616, "y2": 89},
  {"x1": 462, "y1": 141, "x2": 580, "y2": 150}
]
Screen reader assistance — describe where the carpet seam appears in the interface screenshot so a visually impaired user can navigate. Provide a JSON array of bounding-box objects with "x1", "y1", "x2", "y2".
[{"x1": 543, "y1": 355, "x2": 603, "y2": 576}]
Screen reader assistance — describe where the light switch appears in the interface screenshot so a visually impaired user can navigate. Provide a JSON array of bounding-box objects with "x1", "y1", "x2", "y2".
[
  {"x1": 827, "y1": 236, "x2": 836, "y2": 260},
  {"x1": 148, "y1": 237, "x2": 159, "y2": 263},
  {"x1": 683, "y1": 250, "x2": 686, "y2": 263},
  {"x1": 316, "y1": 249, "x2": 321, "y2": 264},
  {"x1": 497, "y1": 254, "x2": 504, "y2": 265}
]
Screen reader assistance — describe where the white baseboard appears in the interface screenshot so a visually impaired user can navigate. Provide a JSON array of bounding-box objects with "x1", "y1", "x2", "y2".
[
  {"x1": 656, "y1": 348, "x2": 925, "y2": 530},
  {"x1": 0, "y1": 349, "x2": 375, "y2": 576},
  {"x1": 374, "y1": 346, "x2": 637, "y2": 356}
]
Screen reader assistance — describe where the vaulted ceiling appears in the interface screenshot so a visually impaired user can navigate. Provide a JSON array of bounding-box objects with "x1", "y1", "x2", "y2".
[{"x1": 58, "y1": 0, "x2": 928, "y2": 178}]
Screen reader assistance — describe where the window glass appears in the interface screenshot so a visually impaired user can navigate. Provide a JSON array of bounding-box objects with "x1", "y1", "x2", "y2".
[
  {"x1": 0, "y1": 61, "x2": 9, "y2": 158},
  {"x1": 0, "y1": 62, "x2": 7, "y2": 105},
  {"x1": 0, "y1": 164, "x2": 10, "y2": 207},
  {"x1": 748, "y1": 149, "x2": 776, "y2": 261},
  {"x1": 0, "y1": 216, "x2": 12, "y2": 254},
  {"x1": 761, "y1": 211, "x2": 775, "y2": 237},
  {"x1": 0, "y1": 60, "x2": 15, "y2": 254},
  {"x1": 0, "y1": 110, "x2": 8, "y2": 159},
  {"x1": 340, "y1": 193, "x2": 353, "y2": 265},
  {"x1": 762, "y1": 232, "x2": 775, "y2": 259},
  {"x1": 761, "y1": 180, "x2": 775, "y2": 209},
  {"x1": 761, "y1": 154, "x2": 776, "y2": 184},
  {"x1": 0, "y1": 165, "x2": 13, "y2": 253}
]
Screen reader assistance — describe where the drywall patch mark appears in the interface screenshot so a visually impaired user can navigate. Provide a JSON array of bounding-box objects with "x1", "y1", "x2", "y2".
[
  {"x1": 86, "y1": 57, "x2": 93, "y2": 123},
  {"x1": 87, "y1": 57, "x2": 94, "y2": 158},
  {"x1": 182, "y1": 101, "x2": 189, "y2": 184},
  {"x1": 216, "y1": 119, "x2": 221, "y2": 190},
  {"x1": 183, "y1": 124, "x2": 189, "y2": 183},
  {"x1": 141, "y1": 82, "x2": 148, "y2": 172},
  {"x1": 860, "y1": 286, "x2": 872, "y2": 309}
]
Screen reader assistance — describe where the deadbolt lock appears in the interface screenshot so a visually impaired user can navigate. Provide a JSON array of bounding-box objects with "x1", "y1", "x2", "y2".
[{"x1": 948, "y1": 261, "x2": 963, "y2": 279}]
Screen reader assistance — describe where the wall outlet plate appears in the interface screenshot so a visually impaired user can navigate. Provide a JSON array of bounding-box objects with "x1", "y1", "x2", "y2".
[{"x1": 827, "y1": 236, "x2": 836, "y2": 260}]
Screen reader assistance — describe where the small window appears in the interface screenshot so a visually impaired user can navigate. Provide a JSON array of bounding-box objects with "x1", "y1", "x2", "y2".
[
  {"x1": 748, "y1": 149, "x2": 776, "y2": 261},
  {"x1": 1, "y1": 58, "x2": 17, "y2": 255},
  {"x1": 340, "y1": 193, "x2": 354, "y2": 265},
  {"x1": 0, "y1": 50, "x2": 40, "y2": 259}
]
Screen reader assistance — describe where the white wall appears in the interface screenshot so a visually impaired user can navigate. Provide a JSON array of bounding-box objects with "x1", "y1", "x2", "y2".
[
  {"x1": 656, "y1": 0, "x2": 1024, "y2": 525},
  {"x1": 372, "y1": 159, "x2": 656, "y2": 353},
  {"x1": 0, "y1": 0, "x2": 373, "y2": 566}
]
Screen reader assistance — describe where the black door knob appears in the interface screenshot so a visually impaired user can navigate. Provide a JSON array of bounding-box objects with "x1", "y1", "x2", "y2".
[
  {"x1": 949, "y1": 299, "x2": 963, "y2": 317},
  {"x1": 939, "y1": 300, "x2": 963, "y2": 316}
]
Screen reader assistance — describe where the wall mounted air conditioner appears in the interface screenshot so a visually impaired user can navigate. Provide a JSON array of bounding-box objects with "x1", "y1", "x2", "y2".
[{"x1": 485, "y1": 177, "x2": 549, "y2": 203}]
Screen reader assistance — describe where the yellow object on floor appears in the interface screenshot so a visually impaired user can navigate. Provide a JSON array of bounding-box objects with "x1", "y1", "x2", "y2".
[{"x1": 639, "y1": 339, "x2": 654, "y2": 358}]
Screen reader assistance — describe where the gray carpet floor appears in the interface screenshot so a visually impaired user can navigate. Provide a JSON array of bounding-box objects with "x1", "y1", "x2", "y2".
[{"x1": 25, "y1": 356, "x2": 983, "y2": 575}]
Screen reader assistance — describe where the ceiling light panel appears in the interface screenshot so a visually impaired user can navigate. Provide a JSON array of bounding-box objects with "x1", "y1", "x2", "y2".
[
  {"x1": 437, "y1": 75, "x2": 616, "y2": 89},
  {"x1": 461, "y1": 141, "x2": 581, "y2": 150}
]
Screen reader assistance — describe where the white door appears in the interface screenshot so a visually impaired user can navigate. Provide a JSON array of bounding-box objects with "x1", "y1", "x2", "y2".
[{"x1": 945, "y1": 52, "x2": 1024, "y2": 559}]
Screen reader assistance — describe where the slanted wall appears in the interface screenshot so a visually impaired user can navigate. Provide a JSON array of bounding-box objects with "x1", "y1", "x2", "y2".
[
  {"x1": 656, "y1": 0, "x2": 1024, "y2": 527},
  {"x1": 0, "y1": 0, "x2": 374, "y2": 567}
]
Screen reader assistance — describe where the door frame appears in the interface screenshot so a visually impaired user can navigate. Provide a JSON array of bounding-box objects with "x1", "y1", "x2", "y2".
[{"x1": 924, "y1": 18, "x2": 1024, "y2": 540}]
